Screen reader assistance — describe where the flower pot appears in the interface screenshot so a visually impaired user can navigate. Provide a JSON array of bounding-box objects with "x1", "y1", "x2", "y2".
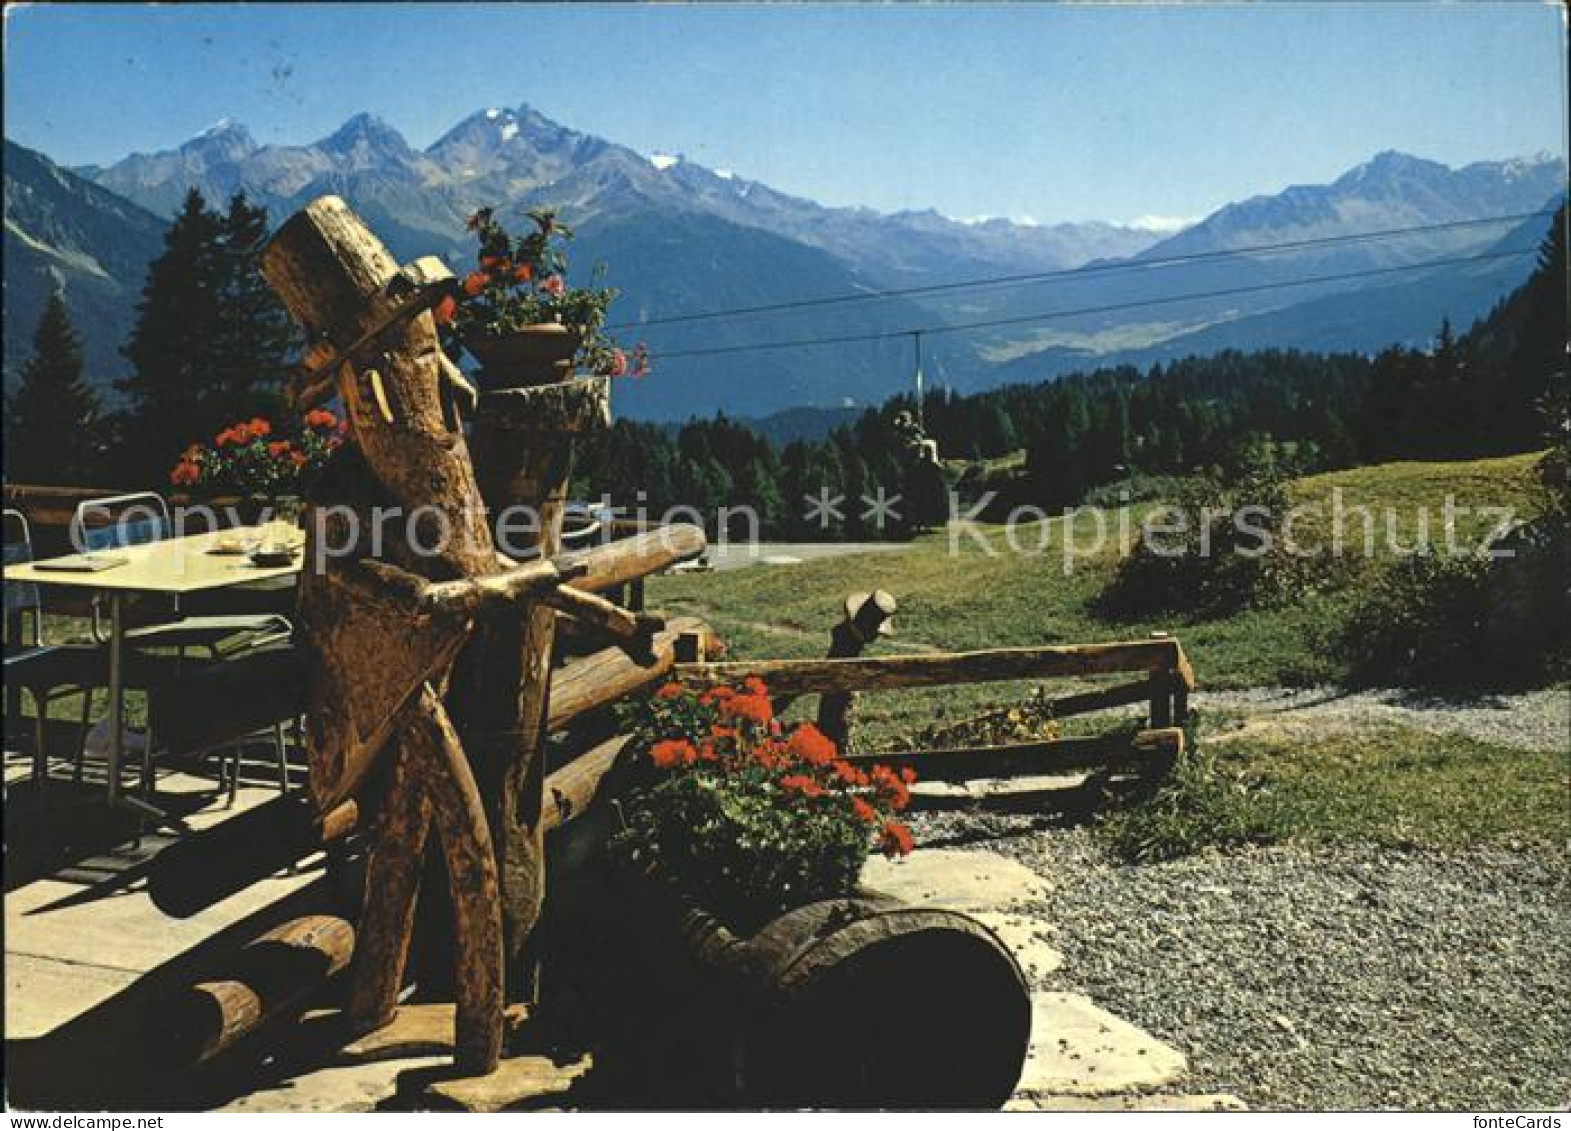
[{"x1": 465, "y1": 322, "x2": 581, "y2": 390}]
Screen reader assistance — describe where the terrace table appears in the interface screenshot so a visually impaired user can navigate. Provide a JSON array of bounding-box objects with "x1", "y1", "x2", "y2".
[{"x1": 5, "y1": 526, "x2": 302, "y2": 819}]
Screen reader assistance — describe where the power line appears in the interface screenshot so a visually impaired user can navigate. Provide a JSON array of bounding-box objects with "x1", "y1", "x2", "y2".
[
  {"x1": 645, "y1": 246, "x2": 1537, "y2": 362},
  {"x1": 607, "y1": 209, "x2": 1554, "y2": 333}
]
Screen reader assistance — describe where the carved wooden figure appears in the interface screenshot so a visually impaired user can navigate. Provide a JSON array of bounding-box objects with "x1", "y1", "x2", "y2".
[{"x1": 260, "y1": 195, "x2": 515, "y2": 1074}]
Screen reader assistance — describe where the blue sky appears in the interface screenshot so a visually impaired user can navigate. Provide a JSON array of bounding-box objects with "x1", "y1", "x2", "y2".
[{"x1": 4, "y1": 2, "x2": 1565, "y2": 226}]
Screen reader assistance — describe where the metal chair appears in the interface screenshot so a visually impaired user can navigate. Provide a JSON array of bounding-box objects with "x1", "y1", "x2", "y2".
[
  {"x1": 71, "y1": 492, "x2": 293, "y2": 657},
  {"x1": 3, "y1": 509, "x2": 171, "y2": 800},
  {"x1": 149, "y1": 643, "x2": 305, "y2": 804}
]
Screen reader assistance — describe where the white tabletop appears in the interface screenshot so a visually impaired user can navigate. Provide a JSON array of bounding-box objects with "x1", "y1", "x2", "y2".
[{"x1": 5, "y1": 525, "x2": 303, "y2": 595}]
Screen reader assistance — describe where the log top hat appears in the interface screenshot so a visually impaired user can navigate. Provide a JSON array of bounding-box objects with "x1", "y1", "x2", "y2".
[{"x1": 843, "y1": 589, "x2": 897, "y2": 641}]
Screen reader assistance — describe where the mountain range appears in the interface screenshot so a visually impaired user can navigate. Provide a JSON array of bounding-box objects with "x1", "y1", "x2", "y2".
[{"x1": 4, "y1": 102, "x2": 1564, "y2": 420}]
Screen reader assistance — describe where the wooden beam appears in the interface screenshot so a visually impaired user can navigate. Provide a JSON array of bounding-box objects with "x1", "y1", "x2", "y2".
[
  {"x1": 345, "y1": 740, "x2": 432, "y2": 1038},
  {"x1": 546, "y1": 617, "x2": 709, "y2": 731},
  {"x1": 557, "y1": 524, "x2": 706, "y2": 594},
  {"x1": 540, "y1": 584, "x2": 664, "y2": 644},
  {"x1": 845, "y1": 727, "x2": 1183, "y2": 782},
  {"x1": 407, "y1": 685, "x2": 504, "y2": 1075},
  {"x1": 1044, "y1": 679, "x2": 1153, "y2": 720},
  {"x1": 416, "y1": 559, "x2": 578, "y2": 618},
  {"x1": 676, "y1": 640, "x2": 1188, "y2": 697},
  {"x1": 542, "y1": 734, "x2": 632, "y2": 833},
  {"x1": 149, "y1": 797, "x2": 357, "y2": 919},
  {"x1": 164, "y1": 915, "x2": 355, "y2": 1067}
]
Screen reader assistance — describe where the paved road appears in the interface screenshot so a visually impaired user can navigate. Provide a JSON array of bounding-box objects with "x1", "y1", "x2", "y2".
[{"x1": 698, "y1": 541, "x2": 909, "y2": 572}]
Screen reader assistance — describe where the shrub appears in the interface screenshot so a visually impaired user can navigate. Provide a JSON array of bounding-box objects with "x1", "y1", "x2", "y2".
[
  {"x1": 610, "y1": 679, "x2": 916, "y2": 933},
  {"x1": 1099, "y1": 461, "x2": 1325, "y2": 617},
  {"x1": 1333, "y1": 551, "x2": 1513, "y2": 689}
]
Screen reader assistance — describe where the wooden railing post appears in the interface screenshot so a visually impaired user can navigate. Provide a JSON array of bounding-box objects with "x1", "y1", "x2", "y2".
[{"x1": 815, "y1": 590, "x2": 896, "y2": 750}]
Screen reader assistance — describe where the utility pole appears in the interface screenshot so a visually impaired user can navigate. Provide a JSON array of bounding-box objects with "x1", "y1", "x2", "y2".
[{"x1": 912, "y1": 330, "x2": 925, "y2": 429}]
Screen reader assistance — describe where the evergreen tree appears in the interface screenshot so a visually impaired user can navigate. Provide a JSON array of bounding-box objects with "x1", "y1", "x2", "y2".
[
  {"x1": 6, "y1": 291, "x2": 102, "y2": 484},
  {"x1": 119, "y1": 188, "x2": 225, "y2": 476},
  {"x1": 118, "y1": 188, "x2": 295, "y2": 483},
  {"x1": 1500, "y1": 207, "x2": 1568, "y2": 450},
  {"x1": 210, "y1": 193, "x2": 295, "y2": 413}
]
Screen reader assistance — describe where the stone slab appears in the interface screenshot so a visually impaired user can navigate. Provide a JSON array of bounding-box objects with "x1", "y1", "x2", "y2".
[
  {"x1": 218, "y1": 1054, "x2": 451, "y2": 1113},
  {"x1": 341, "y1": 1002, "x2": 532, "y2": 1060},
  {"x1": 423, "y1": 1053, "x2": 592, "y2": 1112},
  {"x1": 1016, "y1": 991, "x2": 1187, "y2": 1096},
  {"x1": 969, "y1": 911, "x2": 1063, "y2": 982},
  {"x1": 861, "y1": 847, "x2": 1052, "y2": 913},
  {"x1": 1007, "y1": 1092, "x2": 1246, "y2": 1112}
]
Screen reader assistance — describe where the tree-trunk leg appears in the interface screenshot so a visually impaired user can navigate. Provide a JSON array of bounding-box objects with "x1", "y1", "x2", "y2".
[
  {"x1": 345, "y1": 740, "x2": 432, "y2": 1036},
  {"x1": 407, "y1": 684, "x2": 504, "y2": 1076}
]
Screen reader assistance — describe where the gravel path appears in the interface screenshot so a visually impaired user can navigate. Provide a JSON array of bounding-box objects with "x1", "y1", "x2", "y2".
[
  {"x1": 914, "y1": 816, "x2": 1571, "y2": 1110},
  {"x1": 1198, "y1": 685, "x2": 1570, "y2": 753}
]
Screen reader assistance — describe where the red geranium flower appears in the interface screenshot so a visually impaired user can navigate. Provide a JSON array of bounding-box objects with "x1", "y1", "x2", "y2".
[
  {"x1": 786, "y1": 723, "x2": 836, "y2": 768},
  {"x1": 540, "y1": 275, "x2": 565, "y2": 298},
  {"x1": 879, "y1": 820, "x2": 915, "y2": 858},
  {"x1": 831, "y1": 759, "x2": 868, "y2": 788},
  {"x1": 851, "y1": 796, "x2": 879, "y2": 825},
  {"x1": 654, "y1": 681, "x2": 684, "y2": 700},
  {"x1": 720, "y1": 693, "x2": 773, "y2": 726},
  {"x1": 649, "y1": 738, "x2": 697, "y2": 770},
  {"x1": 779, "y1": 773, "x2": 824, "y2": 799},
  {"x1": 433, "y1": 294, "x2": 458, "y2": 326},
  {"x1": 513, "y1": 262, "x2": 533, "y2": 283},
  {"x1": 870, "y1": 764, "x2": 911, "y2": 811},
  {"x1": 462, "y1": 271, "x2": 488, "y2": 297}
]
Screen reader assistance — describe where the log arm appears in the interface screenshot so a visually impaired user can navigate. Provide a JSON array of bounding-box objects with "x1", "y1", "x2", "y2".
[
  {"x1": 356, "y1": 556, "x2": 585, "y2": 620},
  {"x1": 539, "y1": 584, "x2": 665, "y2": 652}
]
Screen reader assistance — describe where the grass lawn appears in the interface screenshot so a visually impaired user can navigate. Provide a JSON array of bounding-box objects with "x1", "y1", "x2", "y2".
[
  {"x1": 1097, "y1": 721, "x2": 1571, "y2": 861},
  {"x1": 651, "y1": 449, "x2": 1562, "y2": 855},
  {"x1": 652, "y1": 450, "x2": 1548, "y2": 693}
]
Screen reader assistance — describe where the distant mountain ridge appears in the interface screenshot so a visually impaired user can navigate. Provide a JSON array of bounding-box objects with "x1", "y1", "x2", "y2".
[
  {"x1": 3, "y1": 140, "x2": 167, "y2": 386},
  {"x1": 4, "y1": 102, "x2": 1563, "y2": 419},
  {"x1": 88, "y1": 105, "x2": 1165, "y2": 278}
]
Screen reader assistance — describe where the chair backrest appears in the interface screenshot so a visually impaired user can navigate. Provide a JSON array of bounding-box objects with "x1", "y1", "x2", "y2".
[
  {"x1": 71, "y1": 492, "x2": 171, "y2": 553},
  {"x1": 3, "y1": 508, "x2": 42, "y2": 649}
]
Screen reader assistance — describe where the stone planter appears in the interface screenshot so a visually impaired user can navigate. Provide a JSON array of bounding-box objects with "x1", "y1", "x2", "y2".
[{"x1": 465, "y1": 322, "x2": 581, "y2": 390}]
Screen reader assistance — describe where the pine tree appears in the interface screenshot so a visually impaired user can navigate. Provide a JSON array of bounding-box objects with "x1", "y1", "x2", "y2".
[
  {"x1": 1501, "y1": 207, "x2": 1568, "y2": 450},
  {"x1": 210, "y1": 193, "x2": 294, "y2": 413},
  {"x1": 6, "y1": 291, "x2": 102, "y2": 485},
  {"x1": 118, "y1": 189, "x2": 296, "y2": 483},
  {"x1": 119, "y1": 188, "x2": 226, "y2": 478}
]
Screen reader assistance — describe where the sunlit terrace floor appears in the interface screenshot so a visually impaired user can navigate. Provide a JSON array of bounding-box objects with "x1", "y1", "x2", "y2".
[{"x1": 3, "y1": 725, "x2": 331, "y2": 1108}]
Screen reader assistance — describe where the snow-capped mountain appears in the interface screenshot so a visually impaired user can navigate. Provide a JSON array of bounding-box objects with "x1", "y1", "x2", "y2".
[{"x1": 5, "y1": 101, "x2": 1561, "y2": 418}]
